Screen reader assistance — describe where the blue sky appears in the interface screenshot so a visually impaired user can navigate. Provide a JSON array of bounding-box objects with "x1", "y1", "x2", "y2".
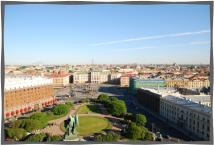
[{"x1": 4, "y1": 4, "x2": 211, "y2": 65}]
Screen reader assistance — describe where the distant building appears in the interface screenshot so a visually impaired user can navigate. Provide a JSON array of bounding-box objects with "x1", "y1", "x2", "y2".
[
  {"x1": 72, "y1": 72, "x2": 89, "y2": 84},
  {"x1": 52, "y1": 70, "x2": 70, "y2": 88},
  {"x1": 120, "y1": 75, "x2": 130, "y2": 87},
  {"x1": 4, "y1": 75, "x2": 55, "y2": 119},
  {"x1": 90, "y1": 71, "x2": 109, "y2": 84},
  {"x1": 129, "y1": 77, "x2": 166, "y2": 94},
  {"x1": 108, "y1": 73, "x2": 121, "y2": 84},
  {"x1": 166, "y1": 79, "x2": 210, "y2": 89}
]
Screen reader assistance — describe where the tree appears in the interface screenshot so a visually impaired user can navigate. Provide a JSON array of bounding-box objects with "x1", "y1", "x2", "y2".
[
  {"x1": 98, "y1": 94, "x2": 110, "y2": 103},
  {"x1": 23, "y1": 119, "x2": 45, "y2": 132},
  {"x1": 25, "y1": 133, "x2": 47, "y2": 142},
  {"x1": 52, "y1": 104, "x2": 69, "y2": 115},
  {"x1": 12, "y1": 119, "x2": 45, "y2": 132},
  {"x1": 30, "y1": 112, "x2": 48, "y2": 124},
  {"x1": 110, "y1": 97, "x2": 119, "y2": 102},
  {"x1": 135, "y1": 114, "x2": 147, "y2": 126},
  {"x1": 95, "y1": 132, "x2": 120, "y2": 142},
  {"x1": 126, "y1": 122, "x2": 149, "y2": 140},
  {"x1": 65, "y1": 101, "x2": 73, "y2": 108},
  {"x1": 124, "y1": 113, "x2": 134, "y2": 122},
  {"x1": 11, "y1": 119, "x2": 23, "y2": 128},
  {"x1": 109, "y1": 100, "x2": 127, "y2": 117},
  {"x1": 144, "y1": 131, "x2": 154, "y2": 141},
  {"x1": 95, "y1": 135, "x2": 103, "y2": 142},
  {"x1": 126, "y1": 122, "x2": 142, "y2": 140},
  {"x1": 5, "y1": 128, "x2": 27, "y2": 140},
  {"x1": 47, "y1": 135, "x2": 63, "y2": 141}
]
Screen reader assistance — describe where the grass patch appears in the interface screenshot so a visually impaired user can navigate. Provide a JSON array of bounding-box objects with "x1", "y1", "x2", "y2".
[
  {"x1": 76, "y1": 104, "x2": 102, "y2": 114},
  {"x1": 77, "y1": 116, "x2": 112, "y2": 136}
]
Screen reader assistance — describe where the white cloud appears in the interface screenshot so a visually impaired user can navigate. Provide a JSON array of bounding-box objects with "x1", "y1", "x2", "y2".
[
  {"x1": 189, "y1": 40, "x2": 210, "y2": 45},
  {"x1": 111, "y1": 46, "x2": 155, "y2": 52},
  {"x1": 90, "y1": 30, "x2": 210, "y2": 46}
]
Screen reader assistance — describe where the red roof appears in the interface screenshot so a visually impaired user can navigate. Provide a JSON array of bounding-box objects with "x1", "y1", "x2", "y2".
[{"x1": 52, "y1": 70, "x2": 70, "y2": 78}]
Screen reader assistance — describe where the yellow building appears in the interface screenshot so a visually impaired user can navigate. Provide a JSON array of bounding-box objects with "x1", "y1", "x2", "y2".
[
  {"x1": 52, "y1": 70, "x2": 70, "y2": 88},
  {"x1": 120, "y1": 75, "x2": 130, "y2": 87},
  {"x1": 166, "y1": 79, "x2": 210, "y2": 89}
]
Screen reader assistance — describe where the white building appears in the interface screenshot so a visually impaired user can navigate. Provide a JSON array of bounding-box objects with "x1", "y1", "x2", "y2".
[
  {"x1": 5, "y1": 75, "x2": 53, "y2": 91},
  {"x1": 108, "y1": 73, "x2": 121, "y2": 83},
  {"x1": 90, "y1": 71, "x2": 109, "y2": 84},
  {"x1": 73, "y1": 72, "x2": 89, "y2": 84},
  {"x1": 160, "y1": 95, "x2": 211, "y2": 140}
]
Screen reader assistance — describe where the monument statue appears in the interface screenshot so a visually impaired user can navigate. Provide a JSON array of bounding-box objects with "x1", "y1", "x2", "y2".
[{"x1": 64, "y1": 114, "x2": 79, "y2": 140}]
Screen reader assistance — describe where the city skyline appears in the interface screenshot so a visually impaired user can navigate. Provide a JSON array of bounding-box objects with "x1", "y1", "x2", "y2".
[{"x1": 4, "y1": 4, "x2": 211, "y2": 65}]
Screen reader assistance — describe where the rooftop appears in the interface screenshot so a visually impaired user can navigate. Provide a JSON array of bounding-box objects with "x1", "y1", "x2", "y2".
[
  {"x1": 163, "y1": 95, "x2": 211, "y2": 114},
  {"x1": 5, "y1": 74, "x2": 53, "y2": 91}
]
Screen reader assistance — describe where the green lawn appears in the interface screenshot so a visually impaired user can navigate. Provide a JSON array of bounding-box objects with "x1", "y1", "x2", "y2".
[
  {"x1": 76, "y1": 104, "x2": 102, "y2": 114},
  {"x1": 77, "y1": 116, "x2": 112, "y2": 136}
]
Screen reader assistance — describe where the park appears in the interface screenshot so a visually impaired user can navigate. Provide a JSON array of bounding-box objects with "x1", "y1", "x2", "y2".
[{"x1": 4, "y1": 93, "x2": 154, "y2": 142}]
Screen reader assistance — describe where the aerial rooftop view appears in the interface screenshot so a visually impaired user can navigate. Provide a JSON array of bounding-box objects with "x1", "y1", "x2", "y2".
[{"x1": 2, "y1": 2, "x2": 212, "y2": 144}]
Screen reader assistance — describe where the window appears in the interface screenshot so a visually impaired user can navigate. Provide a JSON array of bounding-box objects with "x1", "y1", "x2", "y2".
[{"x1": 207, "y1": 134, "x2": 209, "y2": 138}]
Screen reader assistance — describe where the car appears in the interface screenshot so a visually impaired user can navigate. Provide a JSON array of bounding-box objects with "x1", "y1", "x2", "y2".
[
  {"x1": 156, "y1": 132, "x2": 163, "y2": 141},
  {"x1": 166, "y1": 135, "x2": 171, "y2": 140}
]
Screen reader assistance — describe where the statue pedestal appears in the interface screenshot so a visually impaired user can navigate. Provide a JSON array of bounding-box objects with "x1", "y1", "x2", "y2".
[
  {"x1": 63, "y1": 134, "x2": 79, "y2": 141},
  {"x1": 64, "y1": 133, "x2": 79, "y2": 141}
]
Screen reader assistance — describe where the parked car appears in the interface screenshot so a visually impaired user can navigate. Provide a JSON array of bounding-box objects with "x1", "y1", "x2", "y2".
[{"x1": 156, "y1": 132, "x2": 163, "y2": 141}]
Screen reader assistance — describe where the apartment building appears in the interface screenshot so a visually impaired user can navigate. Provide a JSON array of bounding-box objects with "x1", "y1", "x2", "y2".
[
  {"x1": 52, "y1": 70, "x2": 70, "y2": 88},
  {"x1": 4, "y1": 75, "x2": 55, "y2": 118}
]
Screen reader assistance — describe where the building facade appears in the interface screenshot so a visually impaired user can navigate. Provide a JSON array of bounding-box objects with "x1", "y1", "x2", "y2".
[
  {"x1": 120, "y1": 75, "x2": 130, "y2": 87},
  {"x1": 72, "y1": 72, "x2": 89, "y2": 84},
  {"x1": 166, "y1": 79, "x2": 210, "y2": 89},
  {"x1": 108, "y1": 73, "x2": 121, "y2": 84},
  {"x1": 4, "y1": 75, "x2": 55, "y2": 118},
  {"x1": 136, "y1": 88, "x2": 161, "y2": 113},
  {"x1": 52, "y1": 70, "x2": 70, "y2": 88},
  {"x1": 90, "y1": 71, "x2": 109, "y2": 84},
  {"x1": 160, "y1": 95, "x2": 211, "y2": 140},
  {"x1": 129, "y1": 77, "x2": 166, "y2": 94}
]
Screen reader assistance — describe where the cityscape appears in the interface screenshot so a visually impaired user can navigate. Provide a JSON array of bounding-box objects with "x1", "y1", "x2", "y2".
[{"x1": 3, "y1": 3, "x2": 212, "y2": 144}]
